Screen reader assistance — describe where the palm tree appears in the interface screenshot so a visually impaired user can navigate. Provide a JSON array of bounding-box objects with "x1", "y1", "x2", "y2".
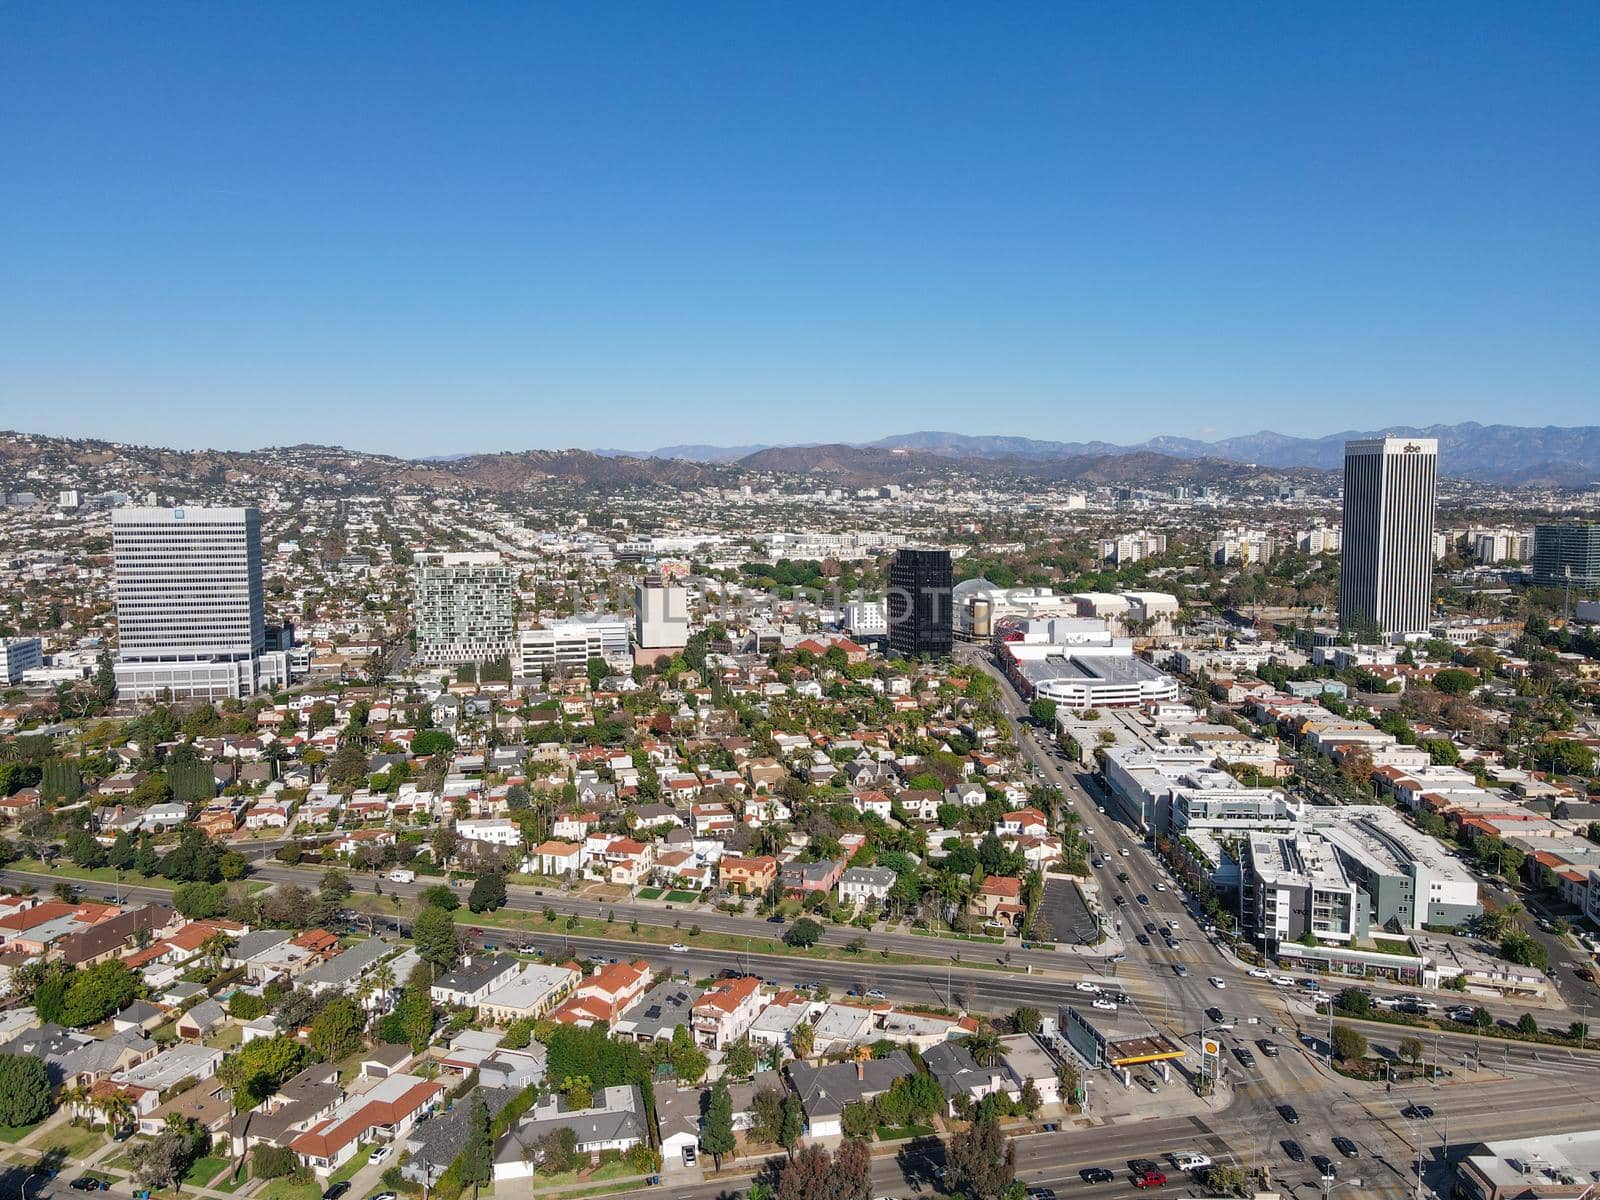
[
  {"x1": 61, "y1": 1082, "x2": 91, "y2": 1125},
  {"x1": 964, "y1": 1029, "x2": 1003, "y2": 1067},
  {"x1": 200, "y1": 930, "x2": 236, "y2": 970},
  {"x1": 355, "y1": 976, "x2": 377, "y2": 1013},
  {"x1": 96, "y1": 1091, "x2": 134, "y2": 1134},
  {"x1": 371, "y1": 963, "x2": 396, "y2": 1013}
]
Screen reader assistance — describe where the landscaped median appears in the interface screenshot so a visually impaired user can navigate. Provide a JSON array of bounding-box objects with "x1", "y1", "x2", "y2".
[
  {"x1": 347, "y1": 894, "x2": 1032, "y2": 975},
  {"x1": 4, "y1": 860, "x2": 272, "y2": 896}
]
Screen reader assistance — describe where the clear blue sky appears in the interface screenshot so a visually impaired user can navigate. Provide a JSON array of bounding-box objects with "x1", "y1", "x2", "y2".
[{"x1": 2, "y1": 3, "x2": 1596, "y2": 456}]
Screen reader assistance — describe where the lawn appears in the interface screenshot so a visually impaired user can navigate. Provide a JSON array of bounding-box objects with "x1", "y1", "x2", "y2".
[
  {"x1": 329, "y1": 1144, "x2": 375, "y2": 1184},
  {"x1": 213, "y1": 1166, "x2": 253, "y2": 1193},
  {"x1": 0, "y1": 1120, "x2": 44, "y2": 1144},
  {"x1": 877, "y1": 1124, "x2": 936, "y2": 1141},
  {"x1": 1370, "y1": 937, "x2": 1416, "y2": 957},
  {"x1": 8, "y1": 859, "x2": 179, "y2": 892},
  {"x1": 31, "y1": 1122, "x2": 107, "y2": 1159},
  {"x1": 182, "y1": 1155, "x2": 233, "y2": 1187},
  {"x1": 664, "y1": 890, "x2": 701, "y2": 904},
  {"x1": 635, "y1": 887, "x2": 663, "y2": 900},
  {"x1": 528, "y1": 1159, "x2": 639, "y2": 1190},
  {"x1": 256, "y1": 1176, "x2": 324, "y2": 1200}
]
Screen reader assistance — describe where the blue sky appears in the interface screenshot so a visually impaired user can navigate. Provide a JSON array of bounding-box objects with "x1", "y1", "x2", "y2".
[{"x1": 2, "y1": 3, "x2": 1596, "y2": 457}]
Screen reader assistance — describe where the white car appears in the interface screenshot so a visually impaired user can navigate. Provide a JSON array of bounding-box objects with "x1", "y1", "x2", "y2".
[
  {"x1": 866, "y1": 988, "x2": 887, "y2": 1000},
  {"x1": 1167, "y1": 919, "x2": 1181, "y2": 930},
  {"x1": 1091, "y1": 998, "x2": 1119, "y2": 1011},
  {"x1": 1248, "y1": 967, "x2": 1271, "y2": 979},
  {"x1": 1075, "y1": 980, "x2": 1101, "y2": 993},
  {"x1": 1120, "y1": 848, "x2": 1131, "y2": 857},
  {"x1": 370, "y1": 1146, "x2": 392, "y2": 1165},
  {"x1": 669, "y1": 942, "x2": 689, "y2": 953},
  {"x1": 1154, "y1": 882, "x2": 1167, "y2": 892},
  {"x1": 1207, "y1": 976, "x2": 1226, "y2": 990},
  {"x1": 1096, "y1": 805, "x2": 1106, "y2": 813},
  {"x1": 1271, "y1": 975, "x2": 1295, "y2": 987},
  {"x1": 1172, "y1": 1152, "x2": 1212, "y2": 1173}
]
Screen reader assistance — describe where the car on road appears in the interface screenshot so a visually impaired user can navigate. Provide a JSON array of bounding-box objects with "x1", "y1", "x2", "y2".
[
  {"x1": 1132, "y1": 1168, "x2": 1167, "y2": 1188},
  {"x1": 1025, "y1": 1187, "x2": 1056, "y2": 1200},
  {"x1": 373, "y1": 1194, "x2": 398, "y2": 1200},
  {"x1": 1079, "y1": 1167, "x2": 1114, "y2": 1184},
  {"x1": 1075, "y1": 980, "x2": 1101, "y2": 993},
  {"x1": 1096, "y1": 805, "x2": 1106, "y2": 813},
  {"x1": 1248, "y1": 967, "x2": 1271, "y2": 979},
  {"x1": 1166, "y1": 918, "x2": 1180, "y2": 930},
  {"x1": 1171, "y1": 1152, "x2": 1212, "y2": 1172},
  {"x1": 1136, "y1": 893, "x2": 1150, "y2": 906},
  {"x1": 1271, "y1": 975, "x2": 1295, "y2": 987},
  {"x1": 1091, "y1": 998, "x2": 1118, "y2": 1011},
  {"x1": 1312, "y1": 1155, "x2": 1336, "y2": 1180},
  {"x1": 1257, "y1": 1039, "x2": 1280, "y2": 1057},
  {"x1": 866, "y1": 988, "x2": 887, "y2": 1000},
  {"x1": 1120, "y1": 848, "x2": 1131, "y2": 857},
  {"x1": 1117, "y1": 871, "x2": 1130, "y2": 882},
  {"x1": 1234, "y1": 1047, "x2": 1256, "y2": 1067},
  {"x1": 767, "y1": 914, "x2": 786, "y2": 924},
  {"x1": 1297, "y1": 978, "x2": 1322, "y2": 992},
  {"x1": 668, "y1": 942, "x2": 689, "y2": 953},
  {"x1": 1278, "y1": 1104, "x2": 1300, "y2": 1124},
  {"x1": 1282, "y1": 1141, "x2": 1305, "y2": 1163},
  {"x1": 1154, "y1": 882, "x2": 1167, "y2": 892},
  {"x1": 1172, "y1": 964, "x2": 1189, "y2": 977},
  {"x1": 1136, "y1": 933, "x2": 1151, "y2": 946},
  {"x1": 1113, "y1": 894, "x2": 1127, "y2": 906},
  {"x1": 1333, "y1": 1137, "x2": 1359, "y2": 1158},
  {"x1": 1207, "y1": 976, "x2": 1226, "y2": 989},
  {"x1": 1402, "y1": 1104, "x2": 1435, "y2": 1120},
  {"x1": 1205, "y1": 1006, "x2": 1227, "y2": 1023}
]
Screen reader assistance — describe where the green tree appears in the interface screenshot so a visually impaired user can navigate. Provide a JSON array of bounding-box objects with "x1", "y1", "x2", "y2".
[
  {"x1": 468, "y1": 871, "x2": 507, "y2": 913},
  {"x1": 946, "y1": 1117, "x2": 1015, "y2": 1200},
  {"x1": 173, "y1": 880, "x2": 229, "y2": 919},
  {"x1": 59, "y1": 960, "x2": 139, "y2": 1027},
  {"x1": 1397, "y1": 1036, "x2": 1425, "y2": 1073},
  {"x1": 422, "y1": 883, "x2": 461, "y2": 910},
  {"x1": 779, "y1": 1093, "x2": 805, "y2": 1161},
  {"x1": 784, "y1": 917, "x2": 824, "y2": 948},
  {"x1": 1517, "y1": 1012, "x2": 1540, "y2": 1036},
  {"x1": 841, "y1": 1101, "x2": 876, "y2": 1139},
  {"x1": 0, "y1": 1054, "x2": 51, "y2": 1126},
  {"x1": 701, "y1": 1078, "x2": 736, "y2": 1170},
  {"x1": 724, "y1": 1039, "x2": 758, "y2": 1078},
  {"x1": 309, "y1": 997, "x2": 366, "y2": 1062},
  {"x1": 413, "y1": 905, "x2": 459, "y2": 971},
  {"x1": 1331, "y1": 1025, "x2": 1368, "y2": 1062},
  {"x1": 460, "y1": 1093, "x2": 494, "y2": 1198},
  {"x1": 1012, "y1": 1006, "x2": 1041, "y2": 1034}
]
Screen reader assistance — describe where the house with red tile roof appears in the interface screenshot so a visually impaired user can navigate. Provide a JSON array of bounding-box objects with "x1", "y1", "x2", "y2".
[{"x1": 290, "y1": 1072, "x2": 442, "y2": 1175}]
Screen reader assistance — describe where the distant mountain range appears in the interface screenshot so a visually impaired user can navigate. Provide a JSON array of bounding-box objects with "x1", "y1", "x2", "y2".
[{"x1": 597, "y1": 422, "x2": 1600, "y2": 485}]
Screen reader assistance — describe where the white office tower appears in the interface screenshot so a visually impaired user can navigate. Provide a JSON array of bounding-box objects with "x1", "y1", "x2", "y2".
[
  {"x1": 1338, "y1": 437, "x2": 1438, "y2": 639},
  {"x1": 0, "y1": 637, "x2": 44, "y2": 684},
  {"x1": 635, "y1": 577, "x2": 690, "y2": 653},
  {"x1": 112, "y1": 506, "x2": 286, "y2": 699},
  {"x1": 413, "y1": 553, "x2": 515, "y2": 667},
  {"x1": 518, "y1": 617, "x2": 632, "y2": 677}
]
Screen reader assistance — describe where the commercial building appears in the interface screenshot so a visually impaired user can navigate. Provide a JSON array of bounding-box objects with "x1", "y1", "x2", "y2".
[
  {"x1": 1099, "y1": 531, "x2": 1167, "y2": 564},
  {"x1": 887, "y1": 548, "x2": 953, "y2": 658},
  {"x1": 111, "y1": 506, "x2": 290, "y2": 699},
  {"x1": 1469, "y1": 528, "x2": 1533, "y2": 564},
  {"x1": 1240, "y1": 832, "x2": 1362, "y2": 952},
  {"x1": 998, "y1": 618, "x2": 1178, "y2": 710},
  {"x1": 634, "y1": 575, "x2": 689, "y2": 659},
  {"x1": 1338, "y1": 436, "x2": 1438, "y2": 639},
  {"x1": 1531, "y1": 523, "x2": 1600, "y2": 587},
  {"x1": 413, "y1": 553, "x2": 515, "y2": 667},
  {"x1": 516, "y1": 617, "x2": 631, "y2": 677},
  {"x1": 952, "y1": 579, "x2": 1075, "y2": 641},
  {"x1": 1455, "y1": 1130, "x2": 1600, "y2": 1200},
  {"x1": 0, "y1": 636, "x2": 43, "y2": 684},
  {"x1": 1059, "y1": 1005, "x2": 1186, "y2": 1079}
]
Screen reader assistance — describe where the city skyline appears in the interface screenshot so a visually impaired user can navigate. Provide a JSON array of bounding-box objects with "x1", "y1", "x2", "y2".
[{"x1": 3, "y1": 4, "x2": 1597, "y2": 455}]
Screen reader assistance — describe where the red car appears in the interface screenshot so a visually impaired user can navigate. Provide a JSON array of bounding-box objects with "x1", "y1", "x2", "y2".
[{"x1": 1133, "y1": 1169, "x2": 1167, "y2": 1189}]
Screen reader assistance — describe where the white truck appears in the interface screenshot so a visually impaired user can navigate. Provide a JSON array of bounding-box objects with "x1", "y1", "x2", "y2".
[{"x1": 387, "y1": 869, "x2": 416, "y2": 884}]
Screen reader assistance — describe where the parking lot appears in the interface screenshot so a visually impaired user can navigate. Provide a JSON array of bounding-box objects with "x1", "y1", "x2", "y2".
[{"x1": 1040, "y1": 878, "x2": 1098, "y2": 945}]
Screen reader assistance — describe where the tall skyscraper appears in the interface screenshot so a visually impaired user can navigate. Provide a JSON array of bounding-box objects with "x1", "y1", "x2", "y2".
[
  {"x1": 887, "y1": 548, "x2": 953, "y2": 658},
  {"x1": 413, "y1": 552, "x2": 516, "y2": 667},
  {"x1": 112, "y1": 505, "x2": 284, "y2": 698},
  {"x1": 1531, "y1": 523, "x2": 1600, "y2": 587},
  {"x1": 1338, "y1": 437, "x2": 1438, "y2": 639}
]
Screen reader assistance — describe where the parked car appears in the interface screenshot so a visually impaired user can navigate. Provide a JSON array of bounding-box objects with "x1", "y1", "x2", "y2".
[
  {"x1": 1312, "y1": 1155, "x2": 1336, "y2": 1180},
  {"x1": 1136, "y1": 933, "x2": 1152, "y2": 946},
  {"x1": 866, "y1": 988, "x2": 887, "y2": 1000},
  {"x1": 1278, "y1": 1104, "x2": 1300, "y2": 1124},
  {"x1": 683, "y1": 1147, "x2": 698, "y2": 1167},
  {"x1": 370, "y1": 1146, "x2": 392, "y2": 1164},
  {"x1": 1282, "y1": 1140, "x2": 1305, "y2": 1163},
  {"x1": 323, "y1": 1185, "x2": 351, "y2": 1200},
  {"x1": 1172, "y1": 964, "x2": 1189, "y2": 977},
  {"x1": 1334, "y1": 1137, "x2": 1359, "y2": 1158}
]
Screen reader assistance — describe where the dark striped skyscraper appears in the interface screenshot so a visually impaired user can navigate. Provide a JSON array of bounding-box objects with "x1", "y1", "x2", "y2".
[
  {"x1": 1338, "y1": 437, "x2": 1438, "y2": 639},
  {"x1": 887, "y1": 548, "x2": 953, "y2": 659}
]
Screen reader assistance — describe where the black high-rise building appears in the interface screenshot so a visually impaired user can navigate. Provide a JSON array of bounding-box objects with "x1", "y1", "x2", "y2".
[{"x1": 887, "y1": 548, "x2": 953, "y2": 658}]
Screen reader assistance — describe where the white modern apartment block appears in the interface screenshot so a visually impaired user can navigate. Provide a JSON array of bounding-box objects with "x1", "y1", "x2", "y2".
[
  {"x1": 413, "y1": 553, "x2": 515, "y2": 667},
  {"x1": 1338, "y1": 437, "x2": 1437, "y2": 639},
  {"x1": 1241, "y1": 831, "x2": 1359, "y2": 951},
  {"x1": 1297, "y1": 526, "x2": 1342, "y2": 555},
  {"x1": 517, "y1": 618, "x2": 631, "y2": 677},
  {"x1": 1100, "y1": 531, "x2": 1167, "y2": 564},
  {"x1": 635, "y1": 576, "x2": 689, "y2": 652},
  {"x1": 1209, "y1": 530, "x2": 1275, "y2": 566},
  {"x1": 1468, "y1": 528, "x2": 1532, "y2": 563},
  {"x1": 111, "y1": 506, "x2": 288, "y2": 699},
  {"x1": 841, "y1": 600, "x2": 888, "y2": 638},
  {"x1": 0, "y1": 637, "x2": 43, "y2": 684}
]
